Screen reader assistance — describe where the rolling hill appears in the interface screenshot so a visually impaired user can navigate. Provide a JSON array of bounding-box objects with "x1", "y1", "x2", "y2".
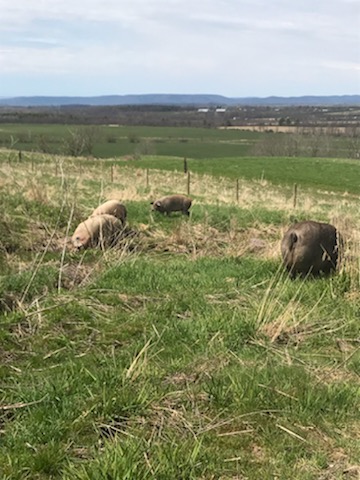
[{"x1": 0, "y1": 93, "x2": 359, "y2": 107}]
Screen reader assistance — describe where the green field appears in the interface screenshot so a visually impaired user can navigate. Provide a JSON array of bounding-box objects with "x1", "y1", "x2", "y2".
[
  {"x1": 128, "y1": 155, "x2": 360, "y2": 195},
  {"x1": 0, "y1": 124, "x2": 262, "y2": 159},
  {"x1": 0, "y1": 148, "x2": 360, "y2": 479},
  {"x1": 0, "y1": 123, "x2": 353, "y2": 159}
]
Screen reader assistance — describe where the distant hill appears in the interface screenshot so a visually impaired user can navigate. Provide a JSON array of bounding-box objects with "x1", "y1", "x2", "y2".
[{"x1": 0, "y1": 94, "x2": 359, "y2": 107}]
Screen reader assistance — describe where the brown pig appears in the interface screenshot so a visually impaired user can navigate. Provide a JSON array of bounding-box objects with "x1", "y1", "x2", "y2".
[
  {"x1": 90, "y1": 200, "x2": 127, "y2": 225},
  {"x1": 151, "y1": 194, "x2": 192, "y2": 216},
  {"x1": 71, "y1": 214, "x2": 123, "y2": 250},
  {"x1": 281, "y1": 220, "x2": 341, "y2": 278}
]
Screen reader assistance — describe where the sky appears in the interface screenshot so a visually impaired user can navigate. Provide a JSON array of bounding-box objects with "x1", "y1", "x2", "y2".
[{"x1": 0, "y1": 0, "x2": 359, "y2": 98}]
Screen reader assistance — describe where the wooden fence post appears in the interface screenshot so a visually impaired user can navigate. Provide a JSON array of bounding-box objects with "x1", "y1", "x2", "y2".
[
  {"x1": 187, "y1": 171, "x2": 190, "y2": 195},
  {"x1": 184, "y1": 157, "x2": 188, "y2": 174},
  {"x1": 293, "y1": 183, "x2": 298, "y2": 208}
]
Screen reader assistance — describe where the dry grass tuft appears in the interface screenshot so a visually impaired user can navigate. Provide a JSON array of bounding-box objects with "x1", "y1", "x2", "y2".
[
  {"x1": 140, "y1": 221, "x2": 281, "y2": 260},
  {"x1": 0, "y1": 293, "x2": 19, "y2": 313},
  {"x1": 59, "y1": 263, "x2": 96, "y2": 290}
]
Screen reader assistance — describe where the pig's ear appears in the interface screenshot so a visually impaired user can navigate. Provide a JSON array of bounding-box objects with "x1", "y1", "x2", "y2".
[{"x1": 155, "y1": 201, "x2": 161, "y2": 207}]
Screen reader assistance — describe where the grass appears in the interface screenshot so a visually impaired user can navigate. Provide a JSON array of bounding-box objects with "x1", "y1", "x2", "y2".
[
  {"x1": 0, "y1": 123, "x2": 352, "y2": 160},
  {"x1": 0, "y1": 124, "x2": 262, "y2": 159},
  {"x1": 130, "y1": 155, "x2": 360, "y2": 195},
  {"x1": 0, "y1": 148, "x2": 360, "y2": 479}
]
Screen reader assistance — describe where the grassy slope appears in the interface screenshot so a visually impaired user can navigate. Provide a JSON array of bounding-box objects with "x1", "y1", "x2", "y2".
[
  {"x1": 130, "y1": 155, "x2": 360, "y2": 194},
  {"x1": 0, "y1": 150, "x2": 359, "y2": 479}
]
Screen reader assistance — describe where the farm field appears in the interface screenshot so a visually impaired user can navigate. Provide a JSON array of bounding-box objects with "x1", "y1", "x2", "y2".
[
  {"x1": 0, "y1": 123, "x2": 355, "y2": 159},
  {"x1": 0, "y1": 148, "x2": 360, "y2": 479},
  {"x1": 0, "y1": 124, "x2": 262, "y2": 159}
]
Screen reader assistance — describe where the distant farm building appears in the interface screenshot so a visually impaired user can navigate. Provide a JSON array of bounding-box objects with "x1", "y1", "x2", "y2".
[{"x1": 197, "y1": 107, "x2": 227, "y2": 113}]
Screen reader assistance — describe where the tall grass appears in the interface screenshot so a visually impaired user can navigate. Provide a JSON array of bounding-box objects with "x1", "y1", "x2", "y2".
[{"x1": 0, "y1": 149, "x2": 360, "y2": 479}]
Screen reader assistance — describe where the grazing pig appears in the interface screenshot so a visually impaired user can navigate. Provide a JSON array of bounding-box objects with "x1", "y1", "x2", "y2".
[
  {"x1": 281, "y1": 220, "x2": 340, "y2": 278},
  {"x1": 91, "y1": 200, "x2": 127, "y2": 225},
  {"x1": 71, "y1": 214, "x2": 123, "y2": 250},
  {"x1": 151, "y1": 195, "x2": 192, "y2": 216}
]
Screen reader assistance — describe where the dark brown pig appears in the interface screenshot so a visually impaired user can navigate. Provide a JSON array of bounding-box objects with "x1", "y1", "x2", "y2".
[
  {"x1": 281, "y1": 220, "x2": 341, "y2": 278},
  {"x1": 91, "y1": 200, "x2": 127, "y2": 225},
  {"x1": 151, "y1": 195, "x2": 192, "y2": 216},
  {"x1": 71, "y1": 214, "x2": 123, "y2": 250}
]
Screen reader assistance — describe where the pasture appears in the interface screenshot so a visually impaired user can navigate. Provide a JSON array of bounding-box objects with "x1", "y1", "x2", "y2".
[
  {"x1": 0, "y1": 124, "x2": 262, "y2": 159},
  {"x1": 0, "y1": 148, "x2": 359, "y2": 479},
  {"x1": 0, "y1": 123, "x2": 355, "y2": 159},
  {"x1": 130, "y1": 155, "x2": 360, "y2": 194}
]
